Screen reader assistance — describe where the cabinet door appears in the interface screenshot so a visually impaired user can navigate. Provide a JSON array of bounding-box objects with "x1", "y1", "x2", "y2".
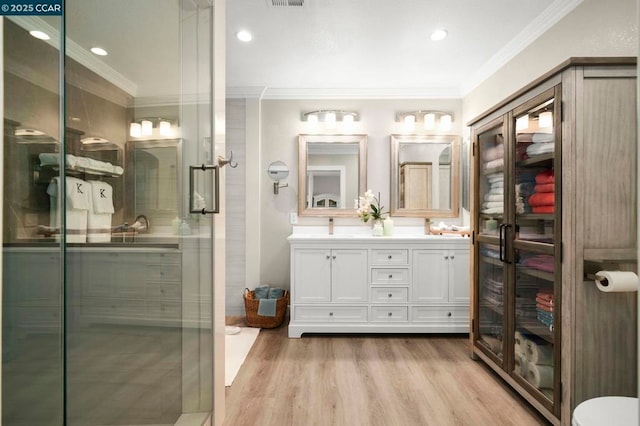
[
  {"x1": 412, "y1": 250, "x2": 447, "y2": 303},
  {"x1": 293, "y1": 249, "x2": 331, "y2": 303},
  {"x1": 331, "y1": 249, "x2": 368, "y2": 303},
  {"x1": 448, "y1": 249, "x2": 470, "y2": 303}
]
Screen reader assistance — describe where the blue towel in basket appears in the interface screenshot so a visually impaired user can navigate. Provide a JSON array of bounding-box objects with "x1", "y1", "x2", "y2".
[{"x1": 257, "y1": 298, "x2": 277, "y2": 317}]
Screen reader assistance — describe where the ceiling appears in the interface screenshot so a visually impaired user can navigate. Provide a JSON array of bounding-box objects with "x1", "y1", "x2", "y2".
[{"x1": 226, "y1": 0, "x2": 582, "y2": 98}]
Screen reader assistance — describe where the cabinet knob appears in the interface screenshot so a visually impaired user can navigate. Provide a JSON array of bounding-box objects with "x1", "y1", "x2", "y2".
[
  {"x1": 329, "y1": 312, "x2": 333, "y2": 316},
  {"x1": 451, "y1": 256, "x2": 455, "y2": 260},
  {"x1": 160, "y1": 289, "x2": 165, "y2": 294},
  {"x1": 445, "y1": 256, "x2": 449, "y2": 259},
  {"x1": 447, "y1": 312, "x2": 452, "y2": 317},
  {"x1": 332, "y1": 255, "x2": 336, "y2": 259},
  {"x1": 388, "y1": 293, "x2": 393, "y2": 298},
  {"x1": 388, "y1": 255, "x2": 392, "y2": 259},
  {"x1": 388, "y1": 312, "x2": 392, "y2": 317},
  {"x1": 388, "y1": 274, "x2": 393, "y2": 279},
  {"x1": 326, "y1": 255, "x2": 330, "y2": 259}
]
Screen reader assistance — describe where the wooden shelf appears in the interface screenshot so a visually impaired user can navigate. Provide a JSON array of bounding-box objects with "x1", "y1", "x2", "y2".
[
  {"x1": 516, "y1": 152, "x2": 554, "y2": 168},
  {"x1": 517, "y1": 213, "x2": 554, "y2": 221},
  {"x1": 516, "y1": 266, "x2": 554, "y2": 282},
  {"x1": 482, "y1": 166, "x2": 504, "y2": 175},
  {"x1": 480, "y1": 255, "x2": 503, "y2": 267},
  {"x1": 517, "y1": 321, "x2": 554, "y2": 344}
]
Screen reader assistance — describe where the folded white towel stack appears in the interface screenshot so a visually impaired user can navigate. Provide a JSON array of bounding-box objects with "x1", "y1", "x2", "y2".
[{"x1": 87, "y1": 180, "x2": 114, "y2": 243}]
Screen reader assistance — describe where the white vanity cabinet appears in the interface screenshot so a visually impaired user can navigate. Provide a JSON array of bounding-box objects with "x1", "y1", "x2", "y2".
[
  {"x1": 288, "y1": 234, "x2": 470, "y2": 338},
  {"x1": 293, "y1": 248, "x2": 368, "y2": 304}
]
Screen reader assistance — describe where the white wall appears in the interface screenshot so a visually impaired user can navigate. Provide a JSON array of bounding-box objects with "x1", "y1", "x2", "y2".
[
  {"x1": 257, "y1": 98, "x2": 463, "y2": 288},
  {"x1": 462, "y1": 0, "x2": 638, "y2": 123}
]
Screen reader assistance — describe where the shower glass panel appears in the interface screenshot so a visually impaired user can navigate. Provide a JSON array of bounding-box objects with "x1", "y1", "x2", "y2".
[
  {"x1": 2, "y1": 16, "x2": 64, "y2": 425},
  {"x1": 2, "y1": 0, "x2": 214, "y2": 424}
]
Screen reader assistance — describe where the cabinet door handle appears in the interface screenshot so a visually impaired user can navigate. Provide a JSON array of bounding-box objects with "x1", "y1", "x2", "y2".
[
  {"x1": 388, "y1": 255, "x2": 392, "y2": 259},
  {"x1": 451, "y1": 256, "x2": 455, "y2": 260},
  {"x1": 388, "y1": 274, "x2": 393, "y2": 279},
  {"x1": 447, "y1": 312, "x2": 452, "y2": 317},
  {"x1": 329, "y1": 312, "x2": 334, "y2": 316},
  {"x1": 388, "y1": 312, "x2": 392, "y2": 317},
  {"x1": 445, "y1": 255, "x2": 449, "y2": 259},
  {"x1": 388, "y1": 293, "x2": 393, "y2": 298},
  {"x1": 499, "y1": 223, "x2": 505, "y2": 262},
  {"x1": 332, "y1": 255, "x2": 336, "y2": 259},
  {"x1": 326, "y1": 255, "x2": 331, "y2": 259},
  {"x1": 504, "y1": 224, "x2": 513, "y2": 264}
]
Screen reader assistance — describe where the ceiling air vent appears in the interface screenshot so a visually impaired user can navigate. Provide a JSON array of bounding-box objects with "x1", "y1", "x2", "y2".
[{"x1": 267, "y1": 0, "x2": 306, "y2": 7}]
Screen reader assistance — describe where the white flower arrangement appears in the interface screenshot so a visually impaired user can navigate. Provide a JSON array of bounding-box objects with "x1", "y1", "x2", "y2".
[{"x1": 355, "y1": 190, "x2": 386, "y2": 223}]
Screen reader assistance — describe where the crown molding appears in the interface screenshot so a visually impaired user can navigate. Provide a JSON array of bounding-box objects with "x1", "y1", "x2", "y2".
[
  {"x1": 460, "y1": 0, "x2": 583, "y2": 96},
  {"x1": 9, "y1": 16, "x2": 138, "y2": 97},
  {"x1": 129, "y1": 92, "x2": 211, "y2": 108},
  {"x1": 226, "y1": 86, "x2": 462, "y2": 100}
]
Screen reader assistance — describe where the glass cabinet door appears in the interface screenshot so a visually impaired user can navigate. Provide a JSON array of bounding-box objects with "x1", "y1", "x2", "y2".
[
  {"x1": 512, "y1": 247, "x2": 557, "y2": 404},
  {"x1": 477, "y1": 242, "x2": 506, "y2": 361},
  {"x1": 477, "y1": 120, "x2": 506, "y2": 237},
  {"x1": 510, "y1": 86, "x2": 560, "y2": 411}
]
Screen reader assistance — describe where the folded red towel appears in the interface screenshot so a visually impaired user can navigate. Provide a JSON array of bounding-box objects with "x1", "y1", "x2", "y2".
[
  {"x1": 528, "y1": 192, "x2": 555, "y2": 206},
  {"x1": 536, "y1": 296, "x2": 554, "y2": 306},
  {"x1": 536, "y1": 303, "x2": 554, "y2": 313},
  {"x1": 533, "y1": 206, "x2": 555, "y2": 214},
  {"x1": 535, "y1": 169, "x2": 555, "y2": 184},
  {"x1": 537, "y1": 291, "x2": 554, "y2": 301},
  {"x1": 533, "y1": 183, "x2": 554, "y2": 193}
]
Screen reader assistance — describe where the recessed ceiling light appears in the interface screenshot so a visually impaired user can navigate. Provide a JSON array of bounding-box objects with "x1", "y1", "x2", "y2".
[
  {"x1": 236, "y1": 30, "x2": 253, "y2": 42},
  {"x1": 29, "y1": 30, "x2": 50, "y2": 40},
  {"x1": 430, "y1": 29, "x2": 448, "y2": 41},
  {"x1": 90, "y1": 47, "x2": 108, "y2": 56}
]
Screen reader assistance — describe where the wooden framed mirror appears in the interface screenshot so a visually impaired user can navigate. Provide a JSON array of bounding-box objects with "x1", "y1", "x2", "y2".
[
  {"x1": 390, "y1": 134, "x2": 460, "y2": 218},
  {"x1": 298, "y1": 134, "x2": 367, "y2": 217}
]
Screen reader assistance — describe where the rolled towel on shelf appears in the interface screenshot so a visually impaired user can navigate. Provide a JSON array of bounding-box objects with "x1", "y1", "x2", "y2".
[
  {"x1": 515, "y1": 351, "x2": 529, "y2": 376},
  {"x1": 514, "y1": 331, "x2": 524, "y2": 354},
  {"x1": 525, "y1": 363, "x2": 554, "y2": 389},
  {"x1": 525, "y1": 340, "x2": 553, "y2": 365}
]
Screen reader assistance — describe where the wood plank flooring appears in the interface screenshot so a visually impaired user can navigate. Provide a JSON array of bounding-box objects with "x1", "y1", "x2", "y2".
[{"x1": 224, "y1": 320, "x2": 549, "y2": 426}]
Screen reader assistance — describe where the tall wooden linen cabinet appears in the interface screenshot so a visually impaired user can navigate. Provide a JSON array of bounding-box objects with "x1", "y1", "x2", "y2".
[{"x1": 469, "y1": 58, "x2": 637, "y2": 425}]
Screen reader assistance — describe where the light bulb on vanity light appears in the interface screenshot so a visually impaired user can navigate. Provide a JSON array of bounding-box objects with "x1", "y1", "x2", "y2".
[
  {"x1": 424, "y1": 113, "x2": 436, "y2": 130},
  {"x1": 141, "y1": 120, "x2": 153, "y2": 136},
  {"x1": 439, "y1": 114, "x2": 452, "y2": 131},
  {"x1": 342, "y1": 113, "x2": 354, "y2": 131},
  {"x1": 404, "y1": 114, "x2": 416, "y2": 132},
  {"x1": 129, "y1": 122, "x2": 142, "y2": 138},
  {"x1": 538, "y1": 111, "x2": 553, "y2": 129},
  {"x1": 159, "y1": 120, "x2": 171, "y2": 136},
  {"x1": 325, "y1": 111, "x2": 336, "y2": 129}
]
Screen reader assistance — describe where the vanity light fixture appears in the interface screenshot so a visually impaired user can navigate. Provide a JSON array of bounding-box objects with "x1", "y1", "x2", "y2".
[
  {"x1": 129, "y1": 118, "x2": 176, "y2": 138},
  {"x1": 396, "y1": 111, "x2": 455, "y2": 132},
  {"x1": 302, "y1": 110, "x2": 359, "y2": 130}
]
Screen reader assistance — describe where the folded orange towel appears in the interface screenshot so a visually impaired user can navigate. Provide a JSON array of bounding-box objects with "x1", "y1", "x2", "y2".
[
  {"x1": 528, "y1": 192, "x2": 555, "y2": 207},
  {"x1": 533, "y1": 183, "x2": 554, "y2": 193},
  {"x1": 533, "y1": 206, "x2": 554, "y2": 214},
  {"x1": 535, "y1": 169, "x2": 554, "y2": 184}
]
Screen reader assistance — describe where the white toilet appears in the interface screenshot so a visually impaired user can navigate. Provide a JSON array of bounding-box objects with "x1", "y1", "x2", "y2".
[{"x1": 572, "y1": 396, "x2": 638, "y2": 426}]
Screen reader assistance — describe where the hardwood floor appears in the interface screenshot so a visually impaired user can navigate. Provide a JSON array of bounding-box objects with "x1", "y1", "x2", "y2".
[{"x1": 224, "y1": 320, "x2": 549, "y2": 426}]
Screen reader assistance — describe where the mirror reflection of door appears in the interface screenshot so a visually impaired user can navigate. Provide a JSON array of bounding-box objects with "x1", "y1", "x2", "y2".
[{"x1": 400, "y1": 162, "x2": 432, "y2": 209}]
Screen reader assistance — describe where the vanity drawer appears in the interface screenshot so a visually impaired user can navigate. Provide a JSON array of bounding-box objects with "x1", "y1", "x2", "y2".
[
  {"x1": 411, "y1": 306, "x2": 469, "y2": 324},
  {"x1": 371, "y1": 268, "x2": 409, "y2": 285},
  {"x1": 370, "y1": 306, "x2": 408, "y2": 322},
  {"x1": 371, "y1": 249, "x2": 408, "y2": 265},
  {"x1": 146, "y1": 283, "x2": 181, "y2": 299},
  {"x1": 146, "y1": 263, "x2": 181, "y2": 282},
  {"x1": 294, "y1": 306, "x2": 368, "y2": 322},
  {"x1": 371, "y1": 287, "x2": 409, "y2": 303}
]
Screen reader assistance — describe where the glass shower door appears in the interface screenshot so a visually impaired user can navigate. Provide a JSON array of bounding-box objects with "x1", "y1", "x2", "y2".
[
  {"x1": 2, "y1": 1, "x2": 218, "y2": 424},
  {"x1": 2, "y1": 15, "x2": 64, "y2": 426}
]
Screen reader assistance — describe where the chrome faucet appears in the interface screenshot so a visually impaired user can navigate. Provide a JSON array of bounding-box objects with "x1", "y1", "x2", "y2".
[{"x1": 132, "y1": 215, "x2": 150, "y2": 233}]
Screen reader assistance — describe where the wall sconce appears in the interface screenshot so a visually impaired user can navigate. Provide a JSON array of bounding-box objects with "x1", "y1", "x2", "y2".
[
  {"x1": 267, "y1": 160, "x2": 289, "y2": 194},
  {"x1": 129, "y1": 117, "x2": 176, "y2": 138},
  {"x1": 396, "y1": 111, "x2": 454, "y2": 132},
  {"x1": 302, "y1": 110, "x2": 359, "y2": 130}
]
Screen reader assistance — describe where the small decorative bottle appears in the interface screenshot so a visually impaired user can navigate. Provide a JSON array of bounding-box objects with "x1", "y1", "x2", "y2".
[
  {"x1": 372, "y1": 220, "x2": 384, "y2": 236},
  {"x1": 383, "y1": 217, "x2": 394, "y2": 236}
]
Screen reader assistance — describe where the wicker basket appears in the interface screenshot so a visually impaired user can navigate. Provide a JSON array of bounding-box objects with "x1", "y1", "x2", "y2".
[{"x1": 243, "y1": 288, "x2": 289, "y2": 329}]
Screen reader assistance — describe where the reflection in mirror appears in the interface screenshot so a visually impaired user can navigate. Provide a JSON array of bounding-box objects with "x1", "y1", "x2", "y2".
[
  {"x1": 298, "y1": 134, "x2": 367, "y2": 216},
  {"x1": 125, "y1": 139, "x2": 181, "y2": 226},
  {"x1": 391, "y1": 134, "x2": 459, "y2": 218}
]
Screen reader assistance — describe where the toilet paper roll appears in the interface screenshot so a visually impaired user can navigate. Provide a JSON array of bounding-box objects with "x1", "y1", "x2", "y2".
[
  {"x1": 525, "y1": 340, "x2": 553, "y2": 365},
  {"x1": 514, "y1": 331, "x2": 524, "y2": 355},
  {"x1": 595, "y1": 270, "x2": 639, "y2": 293},
  {"x1": 515, "y1": 352, "x2": 528, "y2": 375},
  {"x1": 525, "y1": 363, "x2": 554, "y2": 389}
]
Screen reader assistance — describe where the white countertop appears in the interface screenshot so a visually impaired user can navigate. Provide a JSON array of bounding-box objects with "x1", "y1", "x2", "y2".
[{"x1": 288, "y1": 225, "x2": 471, "y2": 243}]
